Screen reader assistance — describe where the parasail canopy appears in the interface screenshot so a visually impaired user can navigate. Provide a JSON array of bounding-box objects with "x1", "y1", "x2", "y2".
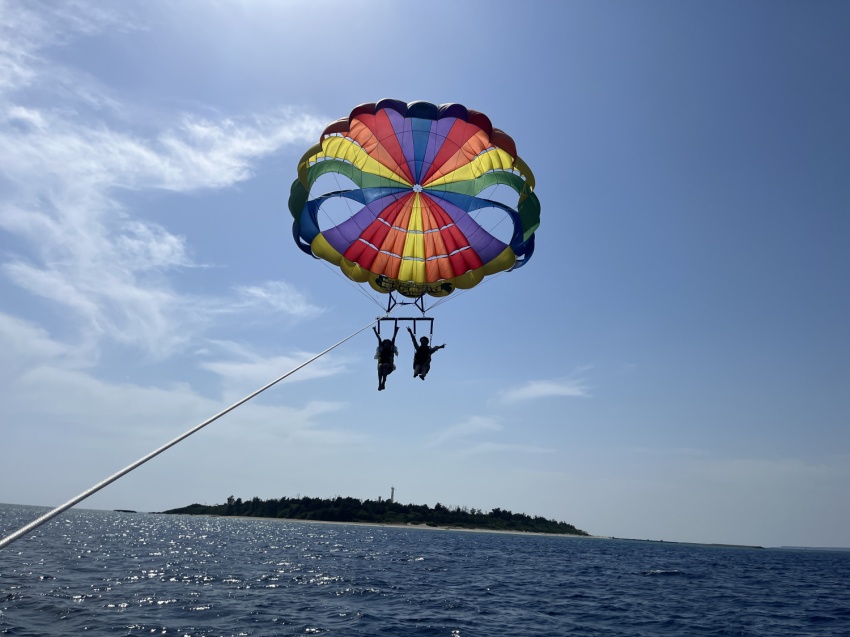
[{"x1": 289, "y1": 99, "x2": 540, "y2": 299}]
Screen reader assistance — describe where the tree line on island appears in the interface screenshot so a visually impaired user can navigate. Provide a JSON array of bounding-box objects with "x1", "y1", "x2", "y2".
[{"x1": 163, "y1": 495, "x2": 588, "y2": 536}]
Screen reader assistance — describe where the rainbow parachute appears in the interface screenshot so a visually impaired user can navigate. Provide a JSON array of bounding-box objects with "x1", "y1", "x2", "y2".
[{"x1": 289, "y1": 99, "x2": 540, "y2": 299}]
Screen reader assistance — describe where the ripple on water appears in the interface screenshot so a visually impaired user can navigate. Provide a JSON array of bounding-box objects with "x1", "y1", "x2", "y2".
[{"x1": 1, "y1": 506, "x2": 849, "y2": 636}]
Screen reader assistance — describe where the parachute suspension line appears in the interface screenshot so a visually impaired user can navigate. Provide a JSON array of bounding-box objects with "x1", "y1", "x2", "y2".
[
  {"x1": 0, "y1": 320, "x2": 377, "y2": 551},
  {"x1": 413, "y1": 294, "x2": 429, "y2": 316},
  {"x1": 319, "y1": 168, "x2": 361, "y2": 240},
  {"x1": 381, "y1": 291, "x2": 430, "y2": 317},
  {"x1": 317, "y1": 258, "x2": 384, "y2": 311},
  {"x1": 429, "y1": 271, "x2": 508, "y2": 312},
  {"x1": 312, "y1": 166, "x2": 383, "y2": 311},
  {"x1": 384, "y1": 291, "x2": 399, "y2": 315},
  {"x1": 429, "y1": 287, "x2": 470, "y2": 311}
]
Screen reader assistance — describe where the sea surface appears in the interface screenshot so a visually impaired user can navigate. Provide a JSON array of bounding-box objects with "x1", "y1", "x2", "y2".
[{"x1": 1, "y1": 504, "x2": 849, "y2": 636}]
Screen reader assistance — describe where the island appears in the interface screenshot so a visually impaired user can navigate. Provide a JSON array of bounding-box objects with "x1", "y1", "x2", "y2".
[{"x1": 162, "y1": 495, "x2": 589, "y2": 536}]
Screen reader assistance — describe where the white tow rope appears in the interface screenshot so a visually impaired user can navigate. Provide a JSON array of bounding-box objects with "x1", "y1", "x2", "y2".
[{"x1": 0, "y1": 321, "x2": 376, "y2": 550}]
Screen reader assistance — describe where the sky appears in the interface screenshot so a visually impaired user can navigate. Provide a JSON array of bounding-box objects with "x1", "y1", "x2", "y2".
[{"x1": 1, "y1": 0, "x2": 848, "y2": 549}]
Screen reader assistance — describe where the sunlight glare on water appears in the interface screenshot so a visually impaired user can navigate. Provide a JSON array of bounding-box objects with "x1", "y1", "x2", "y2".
[{"x1": 1, "y1": 504, "x2": 849, "y2": 636}]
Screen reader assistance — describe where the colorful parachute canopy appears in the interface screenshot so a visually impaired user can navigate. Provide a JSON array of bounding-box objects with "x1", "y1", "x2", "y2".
[{"x1": 289, "y1": 99, "x2": 540, "y2": 298}]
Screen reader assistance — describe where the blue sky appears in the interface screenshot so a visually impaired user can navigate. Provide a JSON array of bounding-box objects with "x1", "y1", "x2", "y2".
[{"x1": 1, "y1": 0, "x2": 848, "y2": 548}]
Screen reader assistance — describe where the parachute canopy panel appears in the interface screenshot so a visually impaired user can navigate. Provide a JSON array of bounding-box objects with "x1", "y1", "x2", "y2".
[{"x1": 289, "y1": 99, "x2": 540, "y2": 298}]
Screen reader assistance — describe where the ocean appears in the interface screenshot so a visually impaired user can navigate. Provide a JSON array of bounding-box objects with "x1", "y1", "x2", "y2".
[{"x1": 1, "y1": 503, "x2": 848, "y2": 636}]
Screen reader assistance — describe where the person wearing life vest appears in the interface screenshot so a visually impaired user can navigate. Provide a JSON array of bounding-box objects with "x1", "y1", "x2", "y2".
[
  {"x1": 407, "y1": 327, "x2": 446, "y2": 380},
  {"x1": 373, "y1": 325, "x2": 399, "y2": 391}
]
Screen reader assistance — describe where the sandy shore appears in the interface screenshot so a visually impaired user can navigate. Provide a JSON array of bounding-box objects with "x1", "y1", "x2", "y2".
[
  {"x1": 160, "y1": 514, "x2": 764, "y2": 548},
  {"x1": 179, "y1": 513, "x2": 601, "y2": 539}
]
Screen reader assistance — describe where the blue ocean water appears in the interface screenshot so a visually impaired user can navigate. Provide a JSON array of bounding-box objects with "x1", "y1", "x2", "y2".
[{"x1": 1, "y1": 504, "x2": 848, "y2": 636}]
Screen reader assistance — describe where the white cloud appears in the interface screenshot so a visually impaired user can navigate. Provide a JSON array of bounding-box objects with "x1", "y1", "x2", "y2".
[
  {"x1": 0, "y1": 2, "x2": 140, "y2": 100},
  {"x1": 427, "y1": 416, "x2": 554, "y2": 456},
  {"x1": 428, "y1": 415, "x2": 502, "y2": 447},
  {"x1": 687, "y1": 455, "x2": 847, "y2": 487},
  {"x1": 0, "y1": 313, "x2": 363, "y2": 501},
  {"x1": 0, "y1": 307, "x2": 370, "y2": 508},
  {"x1": 230, "y1": 281, "x2": 322, "y2": 318},
  {"x1": 499, "y1": 377, "x2": 590, "y2": 404},
  {"x1": 428, "y1": 408, "x2": 568, "y2": 454},
  {"x1": 462, "y1": 442, "x2": 556, "y2": 456},
  {"x1": 1, "y1": 104, "x2": 321, "y2": 196},
  {"x1": 0, "y1": 312, "x2": 92, "y2": 383},
  {"x1": 198, "y1": 341, "x2": 350, "y2": 403},
  {"x1": 154, "y1": 114, "x2": 322, "y2": 191},
  {"x1": 0, "y1": 1, "x2": 325, "y2": 360}
]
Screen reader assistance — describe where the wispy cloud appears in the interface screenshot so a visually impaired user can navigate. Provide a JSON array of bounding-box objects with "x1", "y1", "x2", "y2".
[
  {"x1": 428, "y1": 416, "x2": 502, "y2": 447},
  {"x1": 0, "y1": 2, "x2": 135, "y2": 94},
  {"x1": 230, "y1": 282, "x2": 322, "y2": 318},
  {"x1": 0, "y1": 312, "x2": 92, "y2": 385},
  {"x1": 198, "y1": 340, "x2": 350, "y2": 402},
  {"x1": 426, "y1": 415, "x2": 556, "y2": 456},
  {"x1": 152, "y1": 114, "x2": 321, "y2": 191},
  {"x1": 499, "y1": 377, "x2": 590, "y2": 404},
  {"x1": 687, "y1": 456, "x2": 849, "y2": 486},
  {"x1": 0, "y1": 2, "x2": 325, "y2": 359},
  {"x1": 0, "y1": 311, "x2": 354, "y2": 442},
  {"x1": 462, "y1": 442, "x2": 556, "y2": 456}
]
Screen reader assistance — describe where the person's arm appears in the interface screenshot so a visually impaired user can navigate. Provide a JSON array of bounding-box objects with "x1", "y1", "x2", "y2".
[
  {"x1": 391, "y1": 325, "x2": 400, "y2": 344},
  {"x1": 407, "y1": 327, "x2": 418, "y2": 348},
  {"x1": 373, "y1": 326, "x2": 381, "y2": 344}
]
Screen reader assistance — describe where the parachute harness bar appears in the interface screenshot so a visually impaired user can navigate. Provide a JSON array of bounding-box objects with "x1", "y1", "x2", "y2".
[
  {"x1": 376, "y1": 316, "x2": 434, "y2": 341},
  {"x1": 0, "y1": 320, "x2": 377, "y2": 551}
]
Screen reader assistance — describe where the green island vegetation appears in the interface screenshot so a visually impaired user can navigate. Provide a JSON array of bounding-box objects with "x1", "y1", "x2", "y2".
[{"x1": 163, "y1": 495, "x2": 589, "y2": 536}]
